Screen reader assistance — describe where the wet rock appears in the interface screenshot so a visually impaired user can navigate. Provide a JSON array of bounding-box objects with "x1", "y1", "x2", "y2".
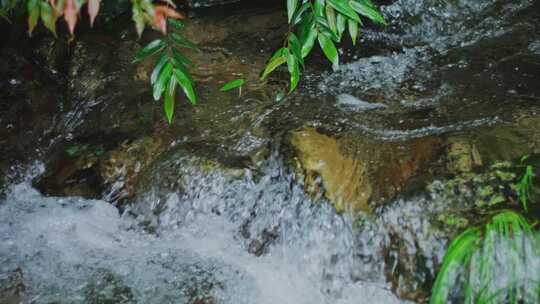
[
  {"x1": 0, "y1": 45, "x2": 65, "y2": 188},
  {"x1": 290, "y1": 128, "x2": 372, "y2": 212},
  {"x1": 288, "y1": 128, "x2": 443, "y2": 212},
  {"x1": 100, "y1": 137, "x2": 165, "y2": 202},
  {"x1": 35, "y1": 136, "x2": 165, "y2": 202},
  {"x1": 0, "y1": 268, "x2": 25, "y2": 304},
  {"x1": 64, "y1": 35, "x2": 155, "y2": 136},
  {"x1": 33, "y1": 147, "x2": 104, "y2": 198},
  {"x1": 84, "y1": 269, "x2": 134, "y2": 304}
]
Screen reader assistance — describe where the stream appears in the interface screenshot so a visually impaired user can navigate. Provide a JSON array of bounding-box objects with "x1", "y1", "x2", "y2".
[{"x1": 1, "y1": 0, "x2": 540, "y2": 303}]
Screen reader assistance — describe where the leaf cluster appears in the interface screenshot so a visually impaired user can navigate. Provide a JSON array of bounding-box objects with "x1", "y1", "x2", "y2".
[
  {"x1": 133, "y1": 18, "x2": 198, "y2": 124},
  {"x1": 261, "y1": 0, "x2": 386, "y2": 93}
]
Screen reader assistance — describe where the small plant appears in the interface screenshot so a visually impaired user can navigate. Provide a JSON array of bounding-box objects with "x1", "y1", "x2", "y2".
[
  {"x1": 431, "y1": 158, "x2": 540, "y2": 304},
  {"x1": 431, "y1": 211, "x2": 540, "y2": 304},
  {"x1": 262, "y1": 0, "x2": 386, "y2": 93}
]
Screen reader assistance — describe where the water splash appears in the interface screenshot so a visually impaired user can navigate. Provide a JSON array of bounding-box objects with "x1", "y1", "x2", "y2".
[{"x1": 0, "y1": 155, "x2": 405, "y2": 304}]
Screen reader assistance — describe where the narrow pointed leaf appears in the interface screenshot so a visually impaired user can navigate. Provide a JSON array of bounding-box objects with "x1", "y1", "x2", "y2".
[
  {"x1": 220, "y1": 79, "x2": 245, "y2": 92},
  {"x1": 318, "y1": 33, "x2": 339, "y2": 70},
  {"x1": 133, "y1": 39, "x2": 166, "y2": 63},
  {"x1": 88, "y1": 0, "x2": 101, "y2": 27},
  {"x1": 292, "y1": 2, "x2": 310, "y2": 25},
  {"x1": 325, "y1": 5, "x2": 337, "y2": 36},
  {"x1": 153, "y1": 61, "x2": 173, "y2": 101},
  {"x1": 40, "y1": 1, "x2": 57, "y2": 36},
  {"x1": 170, "y1": 32, "x2": 199, "y2": 50},
  {"x1": 164, "y1": 76, "x2": 177, "y2": 124},
  {"x1": 301, "y1": 27, "x2": 318, "y2": 58},
  {"x1": 173, "y1": 69, "x2": 197, "y2": 105},
  {"x1": 261, "y1": 47, "x2": 288, "y2": 80},
  {"x1": 64, "y1": 0, "x2": 78, "y2": 35},
  {"x1": 288, "y1": 33, "x2": 303, "y2": 66},
  {"x1": 350, "y1": 0, "x2": 386, "y2": 25},
  {"x1": 171, "y1": 47, "x2": 193, "y2": 67},
  {"x1": 132, "y1": 3, "x2": 145, "y2": 36},
  {"x1": 287, "y1": 53, "x2": 300, "y2": 93},
  {"x1": 287, "y1": 0, "x2": 298, "y2": 23},
  {"x1": 336, "y1": 13, "x2": 346, "y2": 39},
  {"x1": 348, "y1": 19, "x2": 359, "y2": 45},
  {"x1": 151, "y1": 54, "x2": 169, "y2": 85},
  {"x1": 27, "y1": 0, "x2": 39, "y2": 35},
  {"x1": 326, "y1": 0, "x2": 360, "y2": 22}
]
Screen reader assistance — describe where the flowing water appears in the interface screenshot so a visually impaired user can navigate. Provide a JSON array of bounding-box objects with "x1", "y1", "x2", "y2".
[{"x1": 1, "y1": 0, "x2": 540, "y2": 303}]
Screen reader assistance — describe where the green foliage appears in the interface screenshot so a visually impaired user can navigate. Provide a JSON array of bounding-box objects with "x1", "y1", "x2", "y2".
[
  {"x1": 220, "y1": 79, "x2": 245, "y2": 96},
  {"x1": 431, "y1": 158, "x2": 540, "y2": 303},
  {"x1": 2, "y1": 0, "x2": 386, "y2": 122},
  {"x1": 134, "y1": 18, "x2": 198, "y2": 124},
  {"x1": 431, "y1": 211, "x2": 539, "y2": 304},
  {"x1": 262, "y1": 0, "x2": 386, "y2": 93},
  {"x1": 0, "y1": 0, "x2": 19, "y2": 21},
  {"x1": 517, "y1": 155, "x2": 535, "y2": 212}
]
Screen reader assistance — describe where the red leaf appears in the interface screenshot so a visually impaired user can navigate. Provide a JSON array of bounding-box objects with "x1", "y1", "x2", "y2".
[
  {"x1": 153, "y1": 5, "x2": 184, "y2": 34},
  {"x1": 88, "y1": 0, "x2": 101, "y2": 27},
  {"x1": 64, "y1": 0, "x2": 78, "y2": 35}
]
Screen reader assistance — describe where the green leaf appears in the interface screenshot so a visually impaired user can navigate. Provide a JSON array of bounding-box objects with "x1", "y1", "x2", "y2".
[
  {"x1": 287, "y1": 0, "x2": 298, "y2": 24},
  {"x1": 164, "y1": 75, "x2": 177, "y2": 124},
  {"x1": 336, "y1": 13, "x2": 346, "y2": 40},
  {"x1": 288, "y1": 33, "x2": 303, "y2": 66},
  {"x1": 348, "y1": 19, "x2": 359, "y2": 45},
  {"x1": 153, "y1": 61, "x2": 173, "y2": 101},
  {"x1": 292, "y1": 2, "x2": 311, "y2": 25},
  {"x1": 313, "y1": 0, "x2": 325, "y2": 17},
  {"x1": 167, "y1": 18, "x2": 184, "y2": 30},
  {"x1": 171, "y1": 47, "x2": 194, "y2": 67},
  {"x1": 261, "y1": 47, "x2": 288, "y2": 80},
  {"x1": 151, "y1": 53, "x2": 169, "y2": 85},
  {"x1": 173, "y1": 68, "x2": 197, "y2": 105},
  {"x1": 173, "y1": 62, "x2": 194, "y2": 83},
  {"x1": 287, "y1": 53, "x2": 300, "y2": 93},
  {"x1": 133, "y1": 39, "x2": 166, "y2": 63},
  {"x1": 325, "y1": 5, "x2": 337, "y2": 36},
  {"x1": 220, "y1": 79, "x2": 245, "y2": 92},
  {"x1": 326, "y1": 0, "x2": 360, "y2": 23},
  {"x1": 350, "y1": 0, "x2": 387, "y2": 25},
  {"x1": 170, "y1": 32, "x2": 199, "y2": 51},
  {"x1": 132, "y1": 3, "x2": 145, "y2": 36},
  {"x1": 318, "y1": 33, "x2": 339, "y2": 70},
  {"x1": 430, "y1": 227, "x2": 481, "y2": 304},
  {"x1": 301, "y1": 27, "x2": 318, "y2": 58},
  {"x1": 39, "y1": 1, "x2": 57, "y2": 36},
  {"x1": 27, "y1": 0, "x2": 39, "y2": 36}
]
